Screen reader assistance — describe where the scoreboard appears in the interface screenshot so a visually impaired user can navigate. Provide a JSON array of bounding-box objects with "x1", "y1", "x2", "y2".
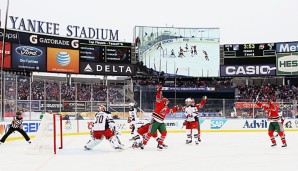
[
  {"x1": 79, "y1": 40, "x2": 132, "y2": 63},
  {"x1": 223, "y1": 43, "x2": 276, "y2": 57},
  {"x1": 222, "y1": 43, "x2": 276, "y2": 65}
]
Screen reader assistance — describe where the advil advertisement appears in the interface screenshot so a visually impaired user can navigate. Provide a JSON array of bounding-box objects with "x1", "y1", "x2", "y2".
[{"x1": 47, "y1": 47, "x2": 79, "y2": 73}]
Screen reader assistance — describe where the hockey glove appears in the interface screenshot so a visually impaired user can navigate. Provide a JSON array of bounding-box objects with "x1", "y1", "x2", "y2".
[{"x1": 157, "y1": 85, "x2": 162, "y2": 92}]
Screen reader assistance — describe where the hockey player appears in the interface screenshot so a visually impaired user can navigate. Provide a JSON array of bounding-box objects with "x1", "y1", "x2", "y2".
[
  {"x1": 0, "y1": 112, "x2": 31, "y2": 145},
  {"x1": 255, "y1": 98, "x2": 287, "y2": 148},
  {"x1": 127, "y1": 102, "x2": 138, "y2": 141},
  {"x1": 131, "y1": 120, "x2": 168, "y2": 149},
  {"x1": 203, "y1": 50, "x2": 209, "y2": 61},
  {"x1": 84, "y1": 105, "x2": 124, "y2": 150},
  {"x1": 193, "y1": 45, "x2": 197, "y2": 55},
  {"x1": 178, "y1": 47, "x2": 185, "y2": 57},
  {"x1": 185, "y1": 43, "x2": 189, "y2": 52},
  {"x1": 190, "y1": 46, "x2": 194, "y2": 57},
  {"x1": 170, "y1": 49, "x2": 176, "y2": 57},
  {"x1": 141, "y1": 85, "x2": 181, "y2": 150},
  {"x1": 183, "y1": 96, "x2": 207, "y2": 145},
  {"x1": 156, "y1": 42, "x2": 163, "y2": 50}
]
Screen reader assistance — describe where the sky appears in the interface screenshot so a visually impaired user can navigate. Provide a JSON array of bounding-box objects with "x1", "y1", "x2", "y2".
[{"x1": 0, "y1": 0, "x2": 297, "y2": 44}]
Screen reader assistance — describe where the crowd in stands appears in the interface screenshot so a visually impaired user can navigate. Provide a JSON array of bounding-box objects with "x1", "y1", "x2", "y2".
[
  {"x1": 4, "y1": 75, "x2": 298, "y2": 103},
  {"x1": 134, "y1": 76, "x2": 233, "y2": 88},
  {"x1": 2, "y1": 78, "x2": 125, "y2": 103},
  {"x1": 236, "y1": 84, "x2": 298, "y2": 101}
]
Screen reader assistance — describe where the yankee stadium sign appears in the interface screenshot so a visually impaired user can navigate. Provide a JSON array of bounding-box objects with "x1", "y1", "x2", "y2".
[
  {"x1": 80, "y1": 62, "x2": 135, "y2": 76},
  {"x1": 7, "y1": 16, "x2": 119, "y2": 41},
  {"x1": 220, "y1": 64, "x2": 276, "y2": 77}
]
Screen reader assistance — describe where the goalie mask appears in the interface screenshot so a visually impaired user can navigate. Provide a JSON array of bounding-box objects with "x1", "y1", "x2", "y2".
[{"x1": 98, "y1": 105, "x2": 106, "y2": 112}]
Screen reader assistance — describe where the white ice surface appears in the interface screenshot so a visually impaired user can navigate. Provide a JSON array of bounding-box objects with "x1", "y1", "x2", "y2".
[{"x1": 0, "y1": 132, "x2": 297, "y2": 171}]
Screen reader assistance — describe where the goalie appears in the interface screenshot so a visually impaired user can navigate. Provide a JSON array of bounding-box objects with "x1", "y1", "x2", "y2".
[{"x1": 84, "y1": 105, "x2": 124, "y2": 150}]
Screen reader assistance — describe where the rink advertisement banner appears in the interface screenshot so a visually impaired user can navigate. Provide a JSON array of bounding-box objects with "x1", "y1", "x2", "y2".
[
  {"x1": 276, "y1": 42, "x2": 298, "y2": 53},
  {"x1": 0, "y1": 42, "x2": 12, "y2": 68},
  {"x1": 79, "y1": 62, "x2": 136, "y2": 76},
  {"x1": 220, "y1": 64, "x2": 276, "y2": 77},
  {"x1": 40, "y1": 102, "x2": 62, "y2": 111},
  {"x1": 276, "y1": 53, "x2": 298, "y2": 75},
  {"x1": 63, "y1": 102, "x2": 86, "y2": 112},
  {"x1": 17, "y1": 101, "x2": 40, "y2": 111},
  {"x1": 163, "y1": 87, "x2": 216, "y2": 91},
  {"x1": 11, "y1": 44, "x2": 47, "y2": 71},
  {"x1": 2, "y1": 119, "x2": 298, "y2": 140},
  {"x1": 235, "y1": 102, "x2": 279, "y2": 108}
]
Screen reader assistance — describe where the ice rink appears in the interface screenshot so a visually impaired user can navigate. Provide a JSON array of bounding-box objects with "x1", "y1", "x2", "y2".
[{"x1": 0, "y1": 132, "x2": 297, "y2": 171}]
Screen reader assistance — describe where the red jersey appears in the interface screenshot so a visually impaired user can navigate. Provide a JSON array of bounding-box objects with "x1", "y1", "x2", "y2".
[
  {"x1": 152, "y1": 91, "x2": 177, "y2": 123},
  {"x1": 195, "y1": 98, "x2": 207, "y2": 110},
  {"x1": 256, "y1": 102, "x2": 279, "y2": 121}
]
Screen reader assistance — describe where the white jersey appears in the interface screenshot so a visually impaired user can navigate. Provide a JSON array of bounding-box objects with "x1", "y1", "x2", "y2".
[
  {"x1": 92, "y1": 111, "x2": 115, "y2": 131},
  {"x1": 184, "y1": 105, "x2": 198, "y2": 122},
  {"x1": 129, "y1": 108, "x2": 138, "y2": 123},
  {"x1": 134, "y1": 120, "x2": 150, "y2": 130}
]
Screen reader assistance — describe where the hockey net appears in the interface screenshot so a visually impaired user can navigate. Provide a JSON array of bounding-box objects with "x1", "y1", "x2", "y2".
[{"x1": 26, "y1": 114, "x2": 63, "y2": 155}]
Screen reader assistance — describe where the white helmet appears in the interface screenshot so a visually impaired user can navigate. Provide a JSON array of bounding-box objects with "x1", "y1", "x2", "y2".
[
  {"x1": 185, "y1": 98, "x2": 194, "y2": 105},
  {"x1": 129, "y1": 103, "x2": 135, "y2": 107}
]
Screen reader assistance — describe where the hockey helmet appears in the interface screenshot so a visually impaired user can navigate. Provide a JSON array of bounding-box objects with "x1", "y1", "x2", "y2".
[
  {"x1": 129, "y1": 103, "x2": 135, "y2": 107},
  {"x1": 185, "y1": 98, "x2": 195, "y2": 106},
  {"x1": 162, "y1": 98, "x2": 169, "y2": 105}
]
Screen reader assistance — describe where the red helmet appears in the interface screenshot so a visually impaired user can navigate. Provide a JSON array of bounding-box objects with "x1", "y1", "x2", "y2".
[{"x1": 162, "y1": 98, "x2": 169, "y2": 104}]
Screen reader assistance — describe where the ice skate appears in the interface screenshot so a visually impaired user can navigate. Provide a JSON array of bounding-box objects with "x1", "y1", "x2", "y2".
[
  {"x1": 271, "y1": 143, "x2": 277, "y2": 147},
  {"x1": 84, "y1": 145, "x2": 91, "y2": 150},
  {"x1": 281, "y1": 143, "x2": 287, "y2": 148},
  {"x1": 157, "y1": 144, "x2": 163, "y2": 151},
  {"x1": 162, "y1": 143, "x2": 168, "y2": 149},
  {"x1": 186, "y1": 140, "x2": 192, "y2": 144}
]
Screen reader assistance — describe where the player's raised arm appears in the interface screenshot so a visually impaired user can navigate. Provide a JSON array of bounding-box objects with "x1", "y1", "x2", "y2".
[{"x1": 195, "y1": 96, "x2": 208, "y2": 110}]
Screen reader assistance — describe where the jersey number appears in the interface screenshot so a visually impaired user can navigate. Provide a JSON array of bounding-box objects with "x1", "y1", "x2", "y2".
[{"x1": 95, "y1": 115, "x2": 104, "y2": 123}]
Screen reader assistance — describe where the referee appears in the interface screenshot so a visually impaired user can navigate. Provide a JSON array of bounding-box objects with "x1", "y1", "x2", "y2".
[{"x1": 0, "y1": 112, "x2": 31, "y2": 145}]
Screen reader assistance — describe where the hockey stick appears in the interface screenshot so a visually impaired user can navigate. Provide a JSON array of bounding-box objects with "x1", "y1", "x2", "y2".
[
  {"x1": 109, "y1": 106, "x2": 119, "y2": 112},
  {"x1": 256, "y1": 67, "x2": 276, "y2": 100},
  {"x1": 154, "y1": 63, "x2": 160, "y2": 84}
]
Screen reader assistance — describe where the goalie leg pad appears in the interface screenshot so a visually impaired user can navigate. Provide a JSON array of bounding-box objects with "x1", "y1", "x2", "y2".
[
  {"x1": 109, "y1": 136, "x2": 123, "y2": 150},
  {"x1": 84, "y1": 137, "x2": 103, "y2": 150}
]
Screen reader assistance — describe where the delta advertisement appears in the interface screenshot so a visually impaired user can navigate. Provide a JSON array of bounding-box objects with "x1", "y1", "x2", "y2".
[
  {"x1": 11, "y1": 44, "x2": 46, "y2": 71},
  {"x1": 79, "y1": 62, "x2": 135, "y2": 76}
]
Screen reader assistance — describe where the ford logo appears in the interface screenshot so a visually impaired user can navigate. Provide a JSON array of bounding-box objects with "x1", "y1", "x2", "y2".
[{"x1": 15, "y1": 46, "x2": 43, "y2": 57}]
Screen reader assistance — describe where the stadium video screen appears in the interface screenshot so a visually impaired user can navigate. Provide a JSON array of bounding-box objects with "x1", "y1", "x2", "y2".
[{"x1": 135, "y1": 26, "x2": 220, "y2": 77}]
